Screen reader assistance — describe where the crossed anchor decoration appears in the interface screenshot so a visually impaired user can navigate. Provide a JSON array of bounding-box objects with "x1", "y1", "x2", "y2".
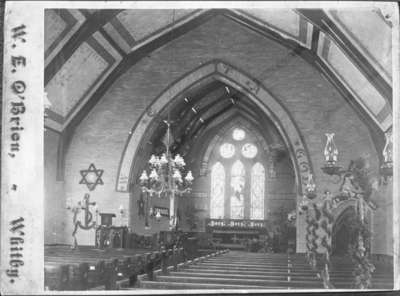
[{"x1": 68, "y1": 193, "x2": 97, "y2": 249}]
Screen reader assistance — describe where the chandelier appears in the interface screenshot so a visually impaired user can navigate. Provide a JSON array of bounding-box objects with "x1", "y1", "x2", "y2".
[{"x1": 139, "y1": 120, "x2": 193, "y2": 229}]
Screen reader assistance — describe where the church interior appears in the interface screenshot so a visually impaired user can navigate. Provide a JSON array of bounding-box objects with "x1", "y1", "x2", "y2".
[{"x1": 43, "y1": 8, "x2": 395, "y2": 290}]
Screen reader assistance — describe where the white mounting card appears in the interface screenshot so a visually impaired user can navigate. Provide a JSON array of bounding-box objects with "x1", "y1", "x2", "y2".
[{"x1": 1, "y1": 1, "x2": 399, "y2": 295}]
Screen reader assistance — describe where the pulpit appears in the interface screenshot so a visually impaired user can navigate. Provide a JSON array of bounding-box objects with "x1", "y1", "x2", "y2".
[
  {"x1": 95, "y1": 213, "x2": 128, "y2": 249},
  {"x1": 95, "y1": 226, "x2": 128, "y2": 249}
]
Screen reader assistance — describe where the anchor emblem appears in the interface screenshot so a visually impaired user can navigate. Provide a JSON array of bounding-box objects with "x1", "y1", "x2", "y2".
[{"x1": 68, "y1": 193, "x2": 97, "y2": 249}]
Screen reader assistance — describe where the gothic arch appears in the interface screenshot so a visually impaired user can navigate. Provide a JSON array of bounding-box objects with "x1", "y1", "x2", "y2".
[
  {"x1": 332, "y1": 199, "x2": 373, "y2": 255},
  {"x1": 116, "y1": 60, "x2": 313, "y2": 197},
  {"x1": 200, "y1": 116, "x2": 270, "y2": 176},
  {"x1": 332, "y1": 201, "x2": 357, "y2": 255}
]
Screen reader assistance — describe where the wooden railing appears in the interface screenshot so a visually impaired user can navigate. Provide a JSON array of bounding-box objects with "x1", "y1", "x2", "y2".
[{"x1": 206, "y1": 218, "x2": 268, "y2": 229}]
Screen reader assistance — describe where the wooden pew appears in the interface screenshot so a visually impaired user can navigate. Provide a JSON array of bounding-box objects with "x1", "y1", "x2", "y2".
[{"x1": 44, "y1": 245, "x2": 182, "y2": 290}]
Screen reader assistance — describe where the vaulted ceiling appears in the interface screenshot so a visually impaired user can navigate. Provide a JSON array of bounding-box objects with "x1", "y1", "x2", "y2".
[
  {"x1": 44, "y1": 8, "x2": 393, "y2": 138},
  {"x1": 145, "y1": 81, "x2": 286, "y2": 159}
]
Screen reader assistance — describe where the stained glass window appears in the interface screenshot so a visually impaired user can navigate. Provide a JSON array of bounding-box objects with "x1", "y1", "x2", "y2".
[
  {"x1": 230, "y1": 160, "x2": 245, "y2": 219},
  {"x1": 242, "y1": 143, "x2": 258, "y2": 158},
  {"x1": 210, "y1": 162, "x2": 225, "y2": 219},
  {"x1": 220, "y1": 143, "x2": 235, "y2": 158},
  {"x1": 232, "y1": 128, "x2": 245, "y2": 141},
  {"x1": 250, "y1": 163, "x2": 265, "y2": 219},
  {"x1": 211, "y1": 129, "x2": 266, "y2": 221}
]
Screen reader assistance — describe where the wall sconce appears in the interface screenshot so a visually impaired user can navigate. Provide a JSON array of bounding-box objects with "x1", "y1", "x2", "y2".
[
  {"x1": 305, "y1": 173, "x2": 317, "y2": 199},
  {"x1": 380, "y1": 130, "x2": 393, "y2": 181},
  {"x1": 321, "y1": 133, "x2": 343, "y2": 176},
  {"x1": 321, "y1": 132, "x2": 393, "y2": 185}
]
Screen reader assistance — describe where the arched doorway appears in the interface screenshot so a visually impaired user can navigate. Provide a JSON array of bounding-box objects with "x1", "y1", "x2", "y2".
[
  {"x1": 332, "y1": 201, "x2": 373, "y2": 256},
  {"x1": 332, "y1": 206, "x2": 356, "y2": 255}
]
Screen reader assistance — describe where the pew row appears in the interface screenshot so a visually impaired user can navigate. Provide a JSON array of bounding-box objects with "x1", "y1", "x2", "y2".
[
  {"x1": 135, "y1": 249, "x2": 230, "y2": 286},
  {"x1": 44, "y1": 245, "x2": 186, "y2": 290}
]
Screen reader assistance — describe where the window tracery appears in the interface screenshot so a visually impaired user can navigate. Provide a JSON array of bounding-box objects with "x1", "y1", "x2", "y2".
[{"x1": 209, "y1": 127, "x2": 266, "y2": 221}]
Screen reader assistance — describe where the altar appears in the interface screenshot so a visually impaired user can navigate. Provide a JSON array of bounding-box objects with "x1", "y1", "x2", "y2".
[{"x1": 205, "y1": 218, "x2": 269, "y2": 247}]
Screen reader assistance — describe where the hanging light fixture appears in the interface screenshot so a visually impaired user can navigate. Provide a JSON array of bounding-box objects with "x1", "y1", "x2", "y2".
[
  {"x1": 321, "y1": 132, "x2": 393, "y2": 185},
  {"x1": 321, "y1": 133, "x2": 343, "y2": 176},
  {"x1": 139, "y1": 121, "x2": 193, "y2": 229},
  {"x1": 139, "y1": 9, "x2": 194, "y2": 230},
  {"x1": 380, "y1": 130, "x2": 393, "y2": 179}
]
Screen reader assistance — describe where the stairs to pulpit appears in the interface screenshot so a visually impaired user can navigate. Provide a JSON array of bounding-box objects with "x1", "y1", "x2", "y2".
[{"x1": 132, "y1": 251, "x2": 394, "y2": 290}]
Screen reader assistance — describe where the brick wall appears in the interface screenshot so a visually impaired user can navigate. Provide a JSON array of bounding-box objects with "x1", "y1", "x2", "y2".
[
  {"x1": 44, "y1": 130, "x2": 68, "y2": 244},
  {"x1": 46, "y1": 14, "x2": 389, "y2": 252}
]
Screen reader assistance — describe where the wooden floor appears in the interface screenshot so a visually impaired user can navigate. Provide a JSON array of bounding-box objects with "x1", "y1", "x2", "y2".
[{"x1": 134, "y1": 251, "x2": 394, "y2": 290}]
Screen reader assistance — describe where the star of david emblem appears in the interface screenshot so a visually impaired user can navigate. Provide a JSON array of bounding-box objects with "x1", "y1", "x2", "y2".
[{"x1": 79, "y1": 164, "x2": 104, "y2": 191}]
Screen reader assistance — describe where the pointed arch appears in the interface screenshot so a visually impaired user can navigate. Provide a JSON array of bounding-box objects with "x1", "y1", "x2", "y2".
[
  {"x1": 251, "y1": 162, "x2": 265, "y2": 220},
  {"x1": 210, "y1": 162, "x2": 225, "y2": 219},
  {"x1": 116, "y1": 61, "x2": 313, "y2": 199}
]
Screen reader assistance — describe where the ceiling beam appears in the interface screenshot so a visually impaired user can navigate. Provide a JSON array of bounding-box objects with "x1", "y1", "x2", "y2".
[
  {"x1": 57, "y1": 10, "x2": 219, "y2": 180},
  {"x1": 176, "y1": 81, "x2": 222, "y2": 120},
  {"x1": 225, "y1": 9, "x2": 385, "y2": 157},
  {"x1": 63, "y1": 10, "x2": 219, "y2": 142},
  {"x1": 297, "y1": 9, "x2": 392, "y2": 106},
  {"x1": 55, "y1": 8, "x2": 387, "y2": 179},
  {"x1": 45, "y1": 9, "x2": 123, "y2": 85},
  {"x1": 180, "y1": 90, "x2": 237, "y2": 134}
]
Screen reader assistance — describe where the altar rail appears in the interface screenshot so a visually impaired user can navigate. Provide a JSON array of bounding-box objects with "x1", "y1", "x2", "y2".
[
  {"x1": 44, "y1": 245, "x2": 186, "y2": 291},
  {"x1": 206, "y1": 218, "x2": 268, "y2": 229}
]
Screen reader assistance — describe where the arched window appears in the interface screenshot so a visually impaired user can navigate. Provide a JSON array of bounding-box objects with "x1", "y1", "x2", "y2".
[
  {"x1": 251, "y1": 162, "x2": 265, "y2": 220},
  {"x1": 209, "y1": 128, "x2": 266, "y2": 221},
  {"x1": 210, "y1": 162, "x2": 225, "y2": 219},
  {"x1": 230, "y1": 160, "x2": 245, "y2": 219}
]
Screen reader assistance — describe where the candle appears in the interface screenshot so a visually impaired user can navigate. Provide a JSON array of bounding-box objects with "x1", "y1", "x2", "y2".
[{"x1": 94, "y1": 204, "x2": 99, "y2": 224}]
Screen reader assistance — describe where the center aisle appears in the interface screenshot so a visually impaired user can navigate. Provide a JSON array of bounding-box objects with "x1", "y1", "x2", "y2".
[{"x1": 135, "y1": 251, "x2": 323, "y2": 290}]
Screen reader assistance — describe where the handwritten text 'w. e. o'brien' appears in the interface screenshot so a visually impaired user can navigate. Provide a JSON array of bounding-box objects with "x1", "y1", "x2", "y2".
[
  {"x1": 8, "y1": 25, "x2": 27, "y2": 158},
  {"x1": 7, "y1": 217, "x2": 25, "y2": 283}
]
